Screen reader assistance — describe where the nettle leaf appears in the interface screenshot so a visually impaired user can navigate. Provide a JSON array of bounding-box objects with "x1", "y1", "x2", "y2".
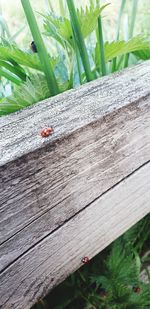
[
  {"x1": 44, "y1": 14, "x2": 73, "y2": 48},
  {"x1": 43, "y1": 4, "x2": 108, "y2": 49},
  {"x1": 0, "y1": 42, "x2": 57, "y2": 72},
  {"x1": 0, "y1": 73, "x2": 70, "y2": 116},
  {"x1": 133, "y1": 48, "x2": 150, "y2": 60},
  {"x1": 0, "y1": 74, "x2": 51, "y2": 115},
  {"x1": 95, "y1": 35, "x2": 150, "y2": 69},
  {"x1": 77, "y1": 4, "x2": 109, "y2": 38}
]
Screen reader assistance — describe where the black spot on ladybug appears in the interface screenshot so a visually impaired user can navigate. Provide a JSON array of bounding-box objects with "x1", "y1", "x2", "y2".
[{"x1": 30, "y1": 41, "x2": 38, "y2": 53}]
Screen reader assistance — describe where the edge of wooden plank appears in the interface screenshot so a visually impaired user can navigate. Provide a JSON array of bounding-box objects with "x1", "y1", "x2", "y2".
[{"x1": 0, "y1": 61, "x2": 150, "y2": 166}]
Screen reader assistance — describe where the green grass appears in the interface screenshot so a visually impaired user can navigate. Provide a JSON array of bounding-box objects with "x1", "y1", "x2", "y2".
[
  {"x1": 21, "y1": 0, "x2": 59, "y2": 95},
  {"x1": 0, "y1": 0, "x2": 150, "y2": 116}
]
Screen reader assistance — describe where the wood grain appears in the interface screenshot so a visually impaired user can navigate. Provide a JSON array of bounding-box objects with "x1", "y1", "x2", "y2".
[
  {"x1": 0, "y1": 162, "x2": 150, "y2": 309},
  {"x1": 0, "y1": 61, "x2": 150, "y2": 308},
  {"x1": 0, "y1": 96, "x2": 150, "y2": 270},
  {"x1": 1, "y1": 60, "x2": 150, "y2": 166}
]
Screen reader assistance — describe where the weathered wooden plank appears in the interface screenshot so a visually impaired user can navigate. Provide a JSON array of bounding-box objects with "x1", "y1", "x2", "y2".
[
  {"x1": 0, "y1": 61, "x2": 150, "y2": 166},
  {"x1": 0, "y1": 95, "x2": 150, "y2": 271},
  {"x1": 0, "y1": 62, "x2": 150, "y2": 309},
  {"x1": 0, "y1": 66, "x2": 150, "y2": 246},
  {"x1": 0, "y1": 162, "x2": 150, "y2": 309}
]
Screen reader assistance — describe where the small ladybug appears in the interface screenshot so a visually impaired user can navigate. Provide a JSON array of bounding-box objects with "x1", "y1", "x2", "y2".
[
  {"x1": 133, "y1": 286, "x2": 141, "y2": 293},
  {"x1": 30, "y1": 41, "x2": 37, "y2": 53},
  {"x1": 40, "y1": 127, "x2": 53, "y2": 138},
  {"x1": 82, "y1": 256, "x2": 90, "y2": 264},
  {"x1": 99, "y1": 288, "x2": 107, "y2": 298}
]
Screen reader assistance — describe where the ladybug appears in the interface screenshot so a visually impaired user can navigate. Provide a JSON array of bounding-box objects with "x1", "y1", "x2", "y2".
[
  {"x1": 82, "y1": 256, "x2": 90, "y2": 264},
  {"x1": 133, "y1": 286, "x2": 141, "y2": 293},
  {"x1": 99, "y1": 288, "x2": 107, "y2": 298},
  {"x1": 30, "y1": 41, "x2": 37, "y2": 53},
  {"x1": 40, "y1": 127, "x2": 53, "y2": 138}
]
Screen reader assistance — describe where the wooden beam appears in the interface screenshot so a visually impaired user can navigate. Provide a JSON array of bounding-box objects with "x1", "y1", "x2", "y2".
[
  {"x1": 0, "y1": 61, "x2": 150, "y2": 308},
  {"x1": 0, "y1": 163, "x2": 149, "y2": 309}
]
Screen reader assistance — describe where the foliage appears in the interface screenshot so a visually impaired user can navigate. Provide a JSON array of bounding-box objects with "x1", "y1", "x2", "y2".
[
  {"x1": 0, "y1": 73, "x2": 69, "y2": 115},
  {"x1": 0, "y1": 74, "x2": 51, "y2": 115},
  {"x1": 95, "y1": 35, "x2": 150, "y2": 72},
  {"x1": 0, "y1": 42, "x2": 43, "y2": 71},
  {"x1": 0, "y1": 0, "x2": 150, "y2": 116},
  {"x1": 43, "y1": 4, "x2": 107, "y2": 49}
]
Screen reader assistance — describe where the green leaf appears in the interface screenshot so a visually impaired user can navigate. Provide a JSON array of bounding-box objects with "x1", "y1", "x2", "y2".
[
  {"x1": 0, "y1": 41, "x2": 57, "y2": 72},
  {"x1": 0, "y1": 74, "x2": 51, "y2": 115},
  {"x1": 77, "y1": 4, "x2": 108, "y2": 39},
  {"x1": 0, "y1": 73, "x2": 70, "y2": 116},
  {"x1": 43, "y1": 4, "x2": 108, "y2": 49},
  {"x1": 44, "y1": 14, "x2": 73, "y2": 48},
  {"x1": 133, "y1": 48, "x2": 150, "y2": 60},
  {"x1": 95, "y1": 35, "x2": 150, "y2": 70}
]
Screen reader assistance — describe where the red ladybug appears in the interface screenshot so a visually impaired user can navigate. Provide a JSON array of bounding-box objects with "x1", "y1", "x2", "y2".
[
  {"x1": 82, "y1": 256, "x2": 90, "y2": 264},
  {"x1": 133, "y1": 286, "x2": 141, "y2": 293},
  {"x1": 99, "y1": 288, "x2": 107, "y2": 298},
  {"x1": 40, "y1": 127, "x2": 53, "y2": 138}
]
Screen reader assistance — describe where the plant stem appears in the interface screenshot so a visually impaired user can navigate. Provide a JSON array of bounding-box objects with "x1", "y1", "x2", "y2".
[
  {"x1": 124, "y1": 0, "x2": 139, "y2": 68},
  {"x1": 72, "y1": 27, "x2": 82, "y2": 84},
  {"x1": 59, "y1": 0, "x2": 66, "y2": 17},
  {"x1": 45, "y1": 0, "x2": 54, "y2": 12},
  {"x1": 76, "y1": 47, "x2": 82, "y2": 84},
  {"x1": 97, "y1": 13, "x2": 107, "y2": 76},
  {"x1": 66, "y1": 0, "x2": 94, "y2": 82},
  {"x1": 116, "y1": 0, "x2": 127, "y2": 41},
  {"x1": 21, "y1": 0, "x2": 59, "y2": 95},
  {"x1": 112, "y1": 0, "x2": 126, "y2": 72},
  {"x1": 0, "y1": 15, "x2": 11, "y2": 39}
]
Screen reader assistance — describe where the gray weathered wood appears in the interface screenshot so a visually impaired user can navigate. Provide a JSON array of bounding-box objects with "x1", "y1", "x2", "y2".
[
  {"x1": 0, "y1": 163, "x2": 150, "y2": 309},
  {"x1": 0, "y1": 61, "x2": 150, "y2": 308}
]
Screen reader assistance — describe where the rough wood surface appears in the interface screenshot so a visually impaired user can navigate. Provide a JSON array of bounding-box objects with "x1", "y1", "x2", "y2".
[
  {"x1": 0, "y1": 163, "x2": 150, "y2": 309},
  {"x1": 1, "y1": 61, "x2": 150, "y2": 166},
  {"x1": 0, "y1": 61, "x2": 150, "y2": 308}
]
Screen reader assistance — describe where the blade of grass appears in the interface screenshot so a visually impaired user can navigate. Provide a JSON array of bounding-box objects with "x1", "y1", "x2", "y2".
[
  {"x1": 116, "y1": 0, "x2": 127, "y2": 41},
  {"x1": 45, "y1": 0, "x2": 54, "y2": 12},
  {"x1": 0, "y1": 60, "x2": 26, "y2": 81},
  {"x1": 0, "y1": 68, "x2": 22, "y2": 85},
  {"x1": 75, "y1": 46, "x2": 82, "y2": 85},
  {"x1": 59, "y1": 0, "x2": 66, "y2": 17},
  {"x1": 124, "y1": 0, "x2": 139, "y2": 68},
  {"x1": 66, "y1": 0, "x2": 95, "y2": 82},
  {"x1": 71, "y1": 27, "x2": 82, "y2": 85},
  {"x1": 0, "y1": 15, "x2": 11, "y2": 38},
  {"x1": 112, "y1": 0, "x2": 126, "y2": 72},
  {"x1": 21, "y1": 0, "x2": 59, "y2": 96},
  {"x1": 96, "y1": 0, "x2": 107, "y2": 76}
]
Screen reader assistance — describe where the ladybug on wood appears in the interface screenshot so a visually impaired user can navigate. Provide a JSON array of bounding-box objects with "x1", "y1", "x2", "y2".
[
  {"x1": 40, "y1": 127, "x2": 53, "y2": 138},
  {"x1": 82, "y1": 256, "x2": 90, "y2": 264}
]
